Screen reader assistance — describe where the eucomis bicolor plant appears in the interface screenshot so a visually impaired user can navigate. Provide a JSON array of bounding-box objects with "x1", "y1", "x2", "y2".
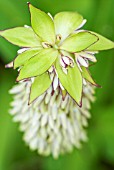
[{"x1": 0, "y1": 3, "x2": 114, "y2": 158}]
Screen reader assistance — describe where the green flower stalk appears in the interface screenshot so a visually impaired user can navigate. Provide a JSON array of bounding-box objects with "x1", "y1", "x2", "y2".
[{"x1": 0, "y1": 3, "x2": 114, "y2": 158}]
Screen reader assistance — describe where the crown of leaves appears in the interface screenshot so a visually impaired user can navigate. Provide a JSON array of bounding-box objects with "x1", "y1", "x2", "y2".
[{"x1": 0, "y1": 3, "x2": 114, "y2": 106}]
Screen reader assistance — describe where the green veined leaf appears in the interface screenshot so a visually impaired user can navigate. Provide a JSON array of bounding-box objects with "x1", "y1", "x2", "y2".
[
  {"x1": 17, "y1": 48, "x2": 58, "y2": 81},
  {"x1": 14, "y1": 47, "x2": 42, "y2": 69},
  {"x1": 29, "y1": 4, "x2": 55, "y2": 44},
  {"x1": 54, "y1": 11, "x2": 83, "y2": 41},
  {"x1": 29, "y1": 72, "x2": 52, "y2": 104},
  {"x1": 81, "y1": 66, "x2": 100, "y2": 87},
  {"x1": 60, "y1": 31, "x2": 98, "y2": 53},
  {"x1": 56, "y1": 58, "x2": 82, "y2": 106},
  {"x1": 87, "y1": 32, "x2": 114, "y2": 51},
  {"x1": 0, "y1": 27, "x2": 41, "y2": 47}
]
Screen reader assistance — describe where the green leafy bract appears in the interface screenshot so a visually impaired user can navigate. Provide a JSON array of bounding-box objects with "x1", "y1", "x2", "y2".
[
  {"x1": 54, "y1": 11, "x2": 83, "y2": 41},
  {"x1": 87, "y1": 32, "x2": 114, "y2": 51},
  {"x1": 29, "y1": 72, "x2": 52, "y2": 104},
  {"x1": 81, "y1": 66, "x2": 99, "y2": 87},
  {"x1": 0, "y1": 27, "x2": 41, "y2": 47},
  {"x1": 29, "y1": 4, "x2": 55, "y2": 44},
  {"x1": 60, "y1": 31, "x2": 98, "y2": 52},
  {"x1": 14, "y1": 47, "x2": 42, "y2": 69},
  {"x1": 17, "y1": 48, "x2": 58, "y2": 81},
  {"x1": 56, "y1": 58, "x2": 82, "y2": 106}
]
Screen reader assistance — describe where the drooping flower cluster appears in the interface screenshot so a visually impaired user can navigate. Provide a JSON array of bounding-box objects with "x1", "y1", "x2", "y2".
[
  {"x1": 9, "y1": 73, "x2": 95, "y2": 158},
  {"x1": 0, "y1": 3, "x2": 114, "y2": 158}
]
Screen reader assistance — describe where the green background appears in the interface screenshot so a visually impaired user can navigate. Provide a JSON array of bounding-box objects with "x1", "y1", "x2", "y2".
[{"x1": 0, "y1": 0, "x2": 114, "y2": 170}]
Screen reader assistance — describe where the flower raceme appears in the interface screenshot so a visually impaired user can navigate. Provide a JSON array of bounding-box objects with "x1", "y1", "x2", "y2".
[
  {"x1": 9, "y1": 79, "x2": 95, "y2": 158},
  {"x1": 0, "y1": 3, "x2": 114, "y2": 158}
]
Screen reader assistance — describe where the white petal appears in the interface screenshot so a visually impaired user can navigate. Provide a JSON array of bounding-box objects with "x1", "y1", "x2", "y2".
[
  {"x1": 48, "y1": 115, "x2": 54, "y2": 129},
  {"x1": 5, "y1": 61, "x2": 13, "y2": 68},
  {"x1": 29, "y1": 137, "x2": 38, "y2": 150},
  {"x1": 41, "y1": 114, "x2": 48, "y2": 127},
  {"x1": 17, "y1": 48, "x2": 29, "y2": 54},
  {"x1": 50, "y1": 72, "x2": 54, "y2": 81},
  {"x1": 85, "y1": 51, "x2": 98, "y2": 54},
  {"x1": 62, "y1": 56, "x2": 70, "y2": 65},
  {"x1": 76, "y1": 19, "x2": 87, "y2": 30},
  {"x1": 60, "y1": 57, "x2": 66, "y2": 67},
  {"x1": 77, "y1": 56, "x2": 88, "y2": 67},
  {"x1": 53, "y1": 76, "x2": 58, "y2": 91},
  {"x1": 60, "y1": 114, "x2": 67, "y2": 130},
  {"x1": 40, "y1": 127, "x2": 47, "y2": 138},
  {"x1": 59, "y1": 82, "x2": 65, "y2": 90},
  {"x1": 45, "y1": 92, "x2": 51, "y2": 104},
  {"x1": 24, "y1": 25, "x2": 31, "y2": 28},
  {"x1": 79, "y1": 52, "x2": 97, "y2": 62},
  {"x1": 52, "y1": 104, "x2": 57, "y2": 120},
  {"x1": 83, "y1": 78, "x2": 87, "y2": 85},
  {"x1": 61, "y1": 95, "x2": 68, "y2": 109},
  {"x1": 75, "y1": 56, "x2": 82, "y2": 72},
  {"x1": 9, "y1": 83, "x2": 25, "y2": 94},
  {"x1": 56, "y1": 95, "x2": 62, "y2": 107},
  {"x1": 47, "y1": 12, "x2": 53, "y2": 20}
]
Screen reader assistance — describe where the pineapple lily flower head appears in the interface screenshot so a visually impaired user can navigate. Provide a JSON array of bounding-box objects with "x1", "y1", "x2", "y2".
[{"x1": 0, "y1": 3, "x2": 114, "y2": 158}]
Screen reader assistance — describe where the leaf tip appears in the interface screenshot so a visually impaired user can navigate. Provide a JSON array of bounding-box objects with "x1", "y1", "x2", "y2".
[
  {"x1": 27, "y1": 2, "x2": 31, "y2": 6},
  {"x1": 16, "y1": 77, "x2": 19, "y2": 82},
  {"x1": 79, "y1": 99, "x2": 82, "y2": 107},
  {"x1": 16, "y1": 74, "x2": 22, "y2": 82},
  {"x1": 28, "y1": 94, "x2": 34, "y2": 105},
  {"x1": 13, "y1": 61, "x2": 18, "y2": 69},
  {"x1": 0, "y1": 30, "x2": 3, "y2": 36},
  {"x1": 94, "y1": 83, "x2": 102, "y2": 88},
  {"x1": 28, "y1": 100, "x2": 31, "y2": 105}
]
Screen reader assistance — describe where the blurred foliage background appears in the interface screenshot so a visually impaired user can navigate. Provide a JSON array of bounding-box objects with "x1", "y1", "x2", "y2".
[{"x1": 0, "y1": 0, "x2": 114, "y2": 170}]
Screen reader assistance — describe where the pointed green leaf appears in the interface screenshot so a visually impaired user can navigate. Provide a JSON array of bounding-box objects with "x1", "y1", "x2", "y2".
[
  {"x1": 29, "y1": 72, "x2": 52, "y2": 104},
  {"x1": 17, "y1": 48, "x2": 58, "y2": 81},
  {"x1": 60, "y1": 31, "x2": 98, "y2": 53},
  {"x1": 56, "y1": 58, "x2": 82, "y2": 106},
  {"x1": 29, "y1": 4, "x2": 55, "y2": 44},
  {"x1": 87, "y1": 32, "x2": 114, "y2": 51},
  {"x1": 54, "y1": 11, "x2": 83, "y2": 41},
  {"x1": 0, "y1": 27, "x2": 41, "y2": 47},
  {"x1": 14, "y1": 47, "x2": 42, "y2": 69},
  {"x1": 81, "y1": 66, "x2": 100, "y2": 87}
]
